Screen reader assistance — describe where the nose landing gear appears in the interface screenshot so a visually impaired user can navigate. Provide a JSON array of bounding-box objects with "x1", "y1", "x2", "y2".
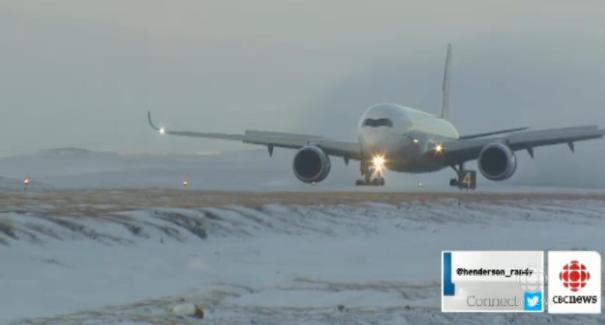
[
  {"x1": 355, "y1": 177, "x2": 385, "y2": 186},
  {"x1": 355, "y1": 160, "x2": 386, "y2": 186}
]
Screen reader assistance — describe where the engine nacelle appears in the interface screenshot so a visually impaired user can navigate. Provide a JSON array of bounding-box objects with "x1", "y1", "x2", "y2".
[
  {"x1": 293, "y1": 146, "x2": 331, "y2": 183},
  {"x1": 478, "y1": 143, "x2": 517, "y2": 181}
]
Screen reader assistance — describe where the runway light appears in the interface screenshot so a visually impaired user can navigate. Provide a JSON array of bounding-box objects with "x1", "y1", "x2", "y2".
[
  {"x1": 159, "y1": 127, "x2": 166, "y2": 135},
  {"x1": 183, "y1": 172, "x2": 191, "y2": 189},
  {"x1": 435, "y1": 144, "x2": 444, "y2": 153}
]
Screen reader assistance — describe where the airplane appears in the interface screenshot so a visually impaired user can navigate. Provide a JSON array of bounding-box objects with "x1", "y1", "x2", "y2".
[{"x1": 147, "y1": 44, "x2": 605, "y2": 188}]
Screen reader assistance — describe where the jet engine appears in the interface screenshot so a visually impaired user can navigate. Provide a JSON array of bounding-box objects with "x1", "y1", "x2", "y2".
[
  {"x1": 478, "y1": 143, "x2": 517, "y2": 181},
  {"x1": 293, "y1": 146, "x2": 331, "y2": 183}
]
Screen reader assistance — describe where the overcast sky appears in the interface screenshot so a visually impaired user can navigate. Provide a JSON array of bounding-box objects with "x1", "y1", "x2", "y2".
[{"x1": 1, "y1": 0, "x2": 605, "y2": 182}]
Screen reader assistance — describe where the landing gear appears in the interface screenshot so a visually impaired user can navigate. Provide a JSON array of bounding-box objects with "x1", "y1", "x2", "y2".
[
  {"x1": 356, "y1": 177, "x2": 385, "y2": 186},
  {"x1": 450, "y1": 163, "x2": 476, "y2": 190},
  {"x1": 355, "y1": 160, "x2": 385, "y2": 186}
]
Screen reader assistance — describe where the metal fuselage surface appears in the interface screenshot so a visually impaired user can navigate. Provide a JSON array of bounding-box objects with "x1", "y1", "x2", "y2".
[{"x1": 358, "y1": 103, "x2": 459, "y2": 173}]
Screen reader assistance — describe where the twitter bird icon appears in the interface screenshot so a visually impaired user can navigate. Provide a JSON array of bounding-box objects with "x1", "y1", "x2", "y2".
[{"x1": 524, "y1": 292, "x2": 543, "y2": 312}]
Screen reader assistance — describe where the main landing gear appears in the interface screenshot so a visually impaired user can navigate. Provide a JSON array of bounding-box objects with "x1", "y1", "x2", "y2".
[
  {"x1": 355, "y1": 160, "x2": 385, "y2": 186},
  {"x1": 449, "y1": 163, "x2": 476, "y2": 190}
]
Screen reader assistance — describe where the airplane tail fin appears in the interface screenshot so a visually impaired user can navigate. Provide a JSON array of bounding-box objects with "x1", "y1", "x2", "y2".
[{"x1": 441, "y1": 43, "x2": 452, "y2": 120}]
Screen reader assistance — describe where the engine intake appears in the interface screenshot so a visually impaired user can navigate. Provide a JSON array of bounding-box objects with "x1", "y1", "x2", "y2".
[
  {"x1": 293, "y1": 146, "x2": 331, "y2": 183},
  {"x1": 478, "y1": 143, "x2": 517, "y2": 181}
]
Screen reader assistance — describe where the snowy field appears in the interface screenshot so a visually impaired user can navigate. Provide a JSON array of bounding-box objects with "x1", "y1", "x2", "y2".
[
  {"x1": 1, "y1": 190, "x2": 604, "y2": 324},
  {"x1": 0, "y1": 149, "x2": 604, "y2": 324}
]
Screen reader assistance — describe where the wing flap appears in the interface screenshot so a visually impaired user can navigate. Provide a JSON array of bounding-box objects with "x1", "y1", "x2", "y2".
[
  {"x1": 243, "y1": 130, "x2": 324, "y2": 148},
  {"x1": 459, "y1": 127, "x2": 529, "y2": 140},
  {"x1": 166, "y1": 130, "x2": 245, "y2": 141},
  {"x1": 443, "y1": 125, "x2": 605, "y2": 165},
  {"x1": 148, "y1": 112, "x2": 360, "y2": 159},
  {"x1": 507, "y1": 125, "x2": 602, "y2": 149}
]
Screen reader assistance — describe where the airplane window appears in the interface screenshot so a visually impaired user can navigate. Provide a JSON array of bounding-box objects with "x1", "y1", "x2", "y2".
[{"x1": 362, "y1": 118, "x2": 393, "y2": 128}]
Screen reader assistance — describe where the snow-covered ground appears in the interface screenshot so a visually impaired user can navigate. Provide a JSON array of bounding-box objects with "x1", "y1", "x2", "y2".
[
  {"x1": 1, "y1": 192, "x2": 604, "y2": 324},
  {"x1": 0, "y1": 149, "x2": 604, "y2": 324}
]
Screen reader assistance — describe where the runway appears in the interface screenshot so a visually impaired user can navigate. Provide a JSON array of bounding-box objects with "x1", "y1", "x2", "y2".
[{"x1": 3, "y1": 188, "x2": 605, "y2": 211}]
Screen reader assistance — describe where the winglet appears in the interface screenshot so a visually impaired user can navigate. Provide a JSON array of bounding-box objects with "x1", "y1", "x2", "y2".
[
  {"x1": 147, "y1": 111, "x2": 161, "y2": 131},
  {"x1": 441, "y1": 43, "x2": 452, "y2": 120}
]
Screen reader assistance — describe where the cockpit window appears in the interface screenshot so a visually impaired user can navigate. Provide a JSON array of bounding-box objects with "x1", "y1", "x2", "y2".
[{"x1": 362, "y1": 118, "x2": 393, "y2": 128}]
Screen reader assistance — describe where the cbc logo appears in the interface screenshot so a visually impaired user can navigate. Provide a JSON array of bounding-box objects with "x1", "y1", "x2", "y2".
[{"x1": 559, "y1": 260, "x2": 590, "y2": 292}]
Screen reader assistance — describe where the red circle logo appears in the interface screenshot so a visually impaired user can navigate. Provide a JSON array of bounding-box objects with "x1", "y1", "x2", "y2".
[{"x1": 559, "y1": 260, "x2": 590, "y2": 292}]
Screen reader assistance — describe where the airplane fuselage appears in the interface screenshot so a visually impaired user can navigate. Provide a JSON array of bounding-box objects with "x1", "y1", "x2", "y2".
[{"x1": 358, "y1": 103, "x2": 459, "y2": 173}]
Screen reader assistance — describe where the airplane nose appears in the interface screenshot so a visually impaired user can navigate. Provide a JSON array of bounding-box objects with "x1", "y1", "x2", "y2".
[{"x1": 362, "y1": 130, "x2": 386, "y2": 150}]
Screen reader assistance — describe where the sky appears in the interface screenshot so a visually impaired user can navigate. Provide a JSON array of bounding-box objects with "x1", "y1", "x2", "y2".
[{"x1": 1, "y1": 0, "x2": 605, "y2": 185}]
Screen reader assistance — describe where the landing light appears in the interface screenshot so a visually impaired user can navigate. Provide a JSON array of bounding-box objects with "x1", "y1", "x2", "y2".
[
  {"x1": 435, "y1": 144, "x2": 444, "y2": 153},
  {"x1": 413, "y1": 138, "x2": 419, "y2": 144},
  {"x1": 159, "y1": 127, "x2": 166, "y2": 135},
  {"x1": 372, "y1": 155, "x2": 386, "y2": 173}
]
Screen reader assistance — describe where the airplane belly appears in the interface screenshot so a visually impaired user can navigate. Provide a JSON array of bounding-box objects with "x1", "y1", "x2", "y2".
[
  {"x1": 389, "y1": 159, "x2": 445, "y2": 173},
  {"x1": 386, "y1": 149, "x2": 445, "y2": 173}
]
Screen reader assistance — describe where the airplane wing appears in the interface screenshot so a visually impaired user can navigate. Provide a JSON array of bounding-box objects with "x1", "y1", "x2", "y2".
[
  {"x1": 458, "y1": 126, "x2": 529, "y2": 140},
  {"x1": 147, "y1": 112, "x2": 362, "y2": 160},
  {"x1": 440, "y1": 125, "x2": 605, "y2": 166}
]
